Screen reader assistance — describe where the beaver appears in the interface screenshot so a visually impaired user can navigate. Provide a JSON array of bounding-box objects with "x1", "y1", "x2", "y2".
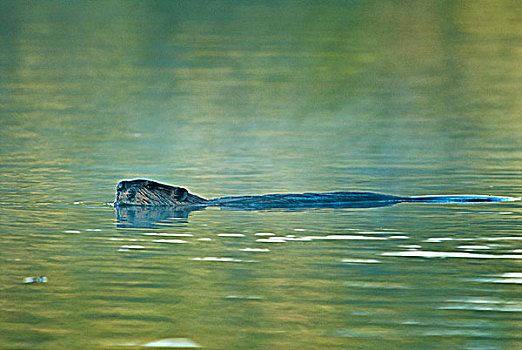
[
  {"x1": 114, "y1": 179, "x2": 520, "y2": 209},
  {"x1": 115, "y1": 179, "x2": 207, "y2": 206}
]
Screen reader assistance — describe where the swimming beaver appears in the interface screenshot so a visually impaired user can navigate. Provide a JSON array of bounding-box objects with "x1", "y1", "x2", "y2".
[
  {"x1": 114, "y1": 179, "x2": 519, "y2": 209},
  {"x1": 116, "y1": 179, "x2": 206, "y2": 206}
]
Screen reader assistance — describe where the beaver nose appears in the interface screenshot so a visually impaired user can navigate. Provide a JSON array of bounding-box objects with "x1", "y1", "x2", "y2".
[{"x1": 117, "y1": 181, "x2": 127, "y2": 191}]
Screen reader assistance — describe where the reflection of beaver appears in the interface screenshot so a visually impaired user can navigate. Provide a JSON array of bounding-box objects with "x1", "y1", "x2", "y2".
[{"x1": 114, "y1": 179, "x2": 519, "y2": 209}]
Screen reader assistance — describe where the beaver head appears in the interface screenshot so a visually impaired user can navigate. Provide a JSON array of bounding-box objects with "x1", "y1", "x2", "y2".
[{"x1": 114, "y1": 179, "x2": 206, "y2": 206}]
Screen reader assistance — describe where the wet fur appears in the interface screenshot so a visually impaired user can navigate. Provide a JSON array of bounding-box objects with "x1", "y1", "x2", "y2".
[
  {"x1": 115, "y1": 179, "x2": 206, "y2": 206},
  {"x1": 114, "y1": 179, "x2": 519, "y2": 208}
]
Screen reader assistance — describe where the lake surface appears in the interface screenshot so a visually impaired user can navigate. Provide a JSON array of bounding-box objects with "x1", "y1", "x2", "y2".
[{"x1": 1, "y1": 1, "x2": 521, "y2": 349}]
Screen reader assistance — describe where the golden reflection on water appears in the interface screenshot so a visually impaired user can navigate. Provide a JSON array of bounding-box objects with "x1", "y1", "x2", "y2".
[{"x1": 1, "y1": 1, "x2": 522, "y2": 349}]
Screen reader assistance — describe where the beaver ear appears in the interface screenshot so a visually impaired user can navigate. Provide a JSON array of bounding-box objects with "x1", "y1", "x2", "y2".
[{"x1": 173, "y1": 187, "x2": 188, "y2": 202}]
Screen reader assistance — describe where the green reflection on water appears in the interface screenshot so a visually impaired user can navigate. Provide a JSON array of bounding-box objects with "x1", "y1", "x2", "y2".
[{"x1": 1, "y1": 1, "x2": 522, "y2": 349}]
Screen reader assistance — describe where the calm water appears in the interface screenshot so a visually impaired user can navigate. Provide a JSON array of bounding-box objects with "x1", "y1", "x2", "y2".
[{"x1": 1, "y1": 1, "x2": 522, "y2": 349}]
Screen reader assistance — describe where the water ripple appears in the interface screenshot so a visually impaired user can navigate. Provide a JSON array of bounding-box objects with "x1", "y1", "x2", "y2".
[{"x1": 381, "y1": 251, "x2": 522, "y2": 259}]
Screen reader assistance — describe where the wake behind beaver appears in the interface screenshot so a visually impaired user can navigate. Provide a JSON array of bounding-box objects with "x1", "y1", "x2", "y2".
[{"x1": 114, "y1": 179, "x2": 520, "y2": 209}]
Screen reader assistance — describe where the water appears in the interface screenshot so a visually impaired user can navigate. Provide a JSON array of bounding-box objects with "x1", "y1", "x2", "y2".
[{"x1": 1, "y1": 1, "x2": 521, "y2": 349}]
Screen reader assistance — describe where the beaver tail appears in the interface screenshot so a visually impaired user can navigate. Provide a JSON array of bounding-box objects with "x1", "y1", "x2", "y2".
[{"x1": 403, "y1": 195, "x2": 520, "y2": 204}]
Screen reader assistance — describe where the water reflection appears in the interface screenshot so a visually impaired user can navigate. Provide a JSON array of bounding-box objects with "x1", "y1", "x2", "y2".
[
  {"x1": 115, "y1": 200, "x2": 399, "y2": 228},
  {"x1": 115, "y1": 205, "x2": 200, "y2": 228},
  {"x1": 2, "y1": 0, "x2": 522, "y2": 349}
]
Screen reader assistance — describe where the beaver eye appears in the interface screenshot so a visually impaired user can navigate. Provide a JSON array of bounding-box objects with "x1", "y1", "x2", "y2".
[
  {"x1": 145, "y1": 183, "x2": 153, "y2": 189},
  {"x1": 126, "y1": 189, "x2": 136, "y2": 200}
]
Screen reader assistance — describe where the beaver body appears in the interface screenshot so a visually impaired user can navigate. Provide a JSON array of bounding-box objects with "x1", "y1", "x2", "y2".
[{"x1": 114, "y1": 179, "x2": 519, "y2": 209}]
